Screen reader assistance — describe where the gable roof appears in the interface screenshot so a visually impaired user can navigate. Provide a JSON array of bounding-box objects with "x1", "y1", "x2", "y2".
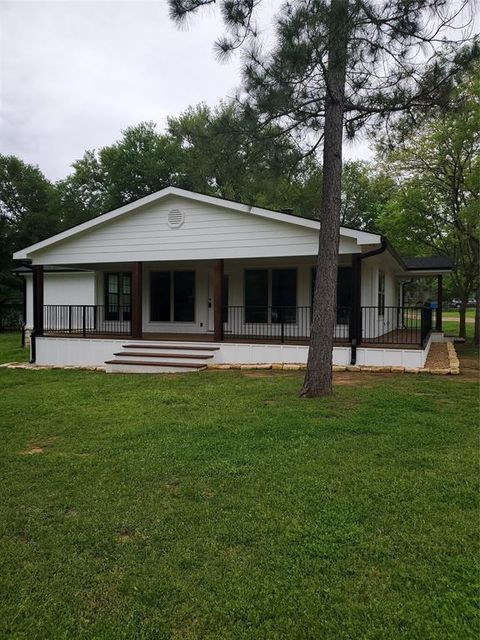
[{"x1": 13, "y1": 186, "x2": 381, "y2": 260}]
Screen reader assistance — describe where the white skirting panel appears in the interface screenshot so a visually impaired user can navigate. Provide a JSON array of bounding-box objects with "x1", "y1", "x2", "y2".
[
  {"x1": 35, "y1": 337, "x2": 126, "y2": 366},
  {"x1": 34, "y1": 337, "x2": 430, "y2": 369}
]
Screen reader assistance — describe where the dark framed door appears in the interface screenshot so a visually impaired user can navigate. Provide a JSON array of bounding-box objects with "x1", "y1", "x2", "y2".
[{"x1": 105, "y1": 273, "x2": 131, "y2": 321}]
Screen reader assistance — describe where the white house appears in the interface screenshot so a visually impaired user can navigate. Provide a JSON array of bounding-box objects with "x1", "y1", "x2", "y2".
[{"x1": 13, "y1": 187, "x2": 451, "y2": 372}]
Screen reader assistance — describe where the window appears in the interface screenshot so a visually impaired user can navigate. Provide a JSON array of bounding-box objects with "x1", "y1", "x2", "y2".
[
  {"x1": 104, "y1": 273, "x2": 131, "y2": 321},
  {"x1": 244, "y1": 268, "x2": 297, "y2": 323},
  {"x1": 150, "y1": 272, "x2": 170, "y2": 322},
  {"x1": 378, "y1": 270, "x2": 385, "y2": 315},
  {"x1": 272, "y1": 269, "x2": 297, "y2": 323},
  {"x1": 174, "y1": 271, "x2": 195, "y2": 322},
  {"x1": 245, "y1": 269, "x2": 268, "y2": 323},
  {"x1": 150, "y1": 271, "x2": 195, "y2": 322}
]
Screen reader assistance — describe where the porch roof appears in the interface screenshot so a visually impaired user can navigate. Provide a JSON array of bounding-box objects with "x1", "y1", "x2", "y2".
[{"x1": 401, "y1": 256, "x2": 454, "y2": 274}]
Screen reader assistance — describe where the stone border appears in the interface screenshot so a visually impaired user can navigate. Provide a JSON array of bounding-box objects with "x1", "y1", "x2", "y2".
[{"x1": 0, "y1": 362, "x2": 106, "y2": 372}]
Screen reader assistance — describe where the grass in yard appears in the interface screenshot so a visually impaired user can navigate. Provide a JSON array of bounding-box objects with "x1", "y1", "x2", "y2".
[
  {"x1": 0, "y1": 333, "x2": 478, "y2": 639},
  {"x1": 0, "y1": 331, "x2": 28, "y2": 364},
  {"x1": 442, "y1": 309, "x2": 476, "y2": 341}
]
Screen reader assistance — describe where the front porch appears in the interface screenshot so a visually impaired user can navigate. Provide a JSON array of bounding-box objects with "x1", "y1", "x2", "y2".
[{"x1": 30, "y1": 255, "x2": 442, "y2": 367}]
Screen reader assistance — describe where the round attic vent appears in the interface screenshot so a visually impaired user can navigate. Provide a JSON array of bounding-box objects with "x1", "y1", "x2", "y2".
[{"x1": 167, "y1": 209, "x2": 185, "y2": 229}]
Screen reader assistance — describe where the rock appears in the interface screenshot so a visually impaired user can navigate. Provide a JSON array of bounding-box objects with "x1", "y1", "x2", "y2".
[
  {"x1": 271, "y1": 364, "x2": 283, "y2": 370},
  {"x1": 332, "y1": 365, "x2": 346, "y2": 372},
  {"x1": 430, "y1": 368, "x2": 450, "y2": 375},
  {"x1": 346, "y1": 365, "x2": 361, "y2": 372},
  {"x1": 450, "y1": 368, "x2": 460, "y2": 375},
  {"x1": 419, "y1": 368, "x2": 430, "y2": 374},
  {"x1": 390, "y1": 366, "x2": 405, "y2": 373},
  {"x1": 208, "y1": 364, "x2": 231, "y2": 370},
  {"x1": 283, "y1": 364, "x2": 300, "y2": 371},
  {"x1": 253, "y1": 364, "x2": 272, "y2": 370},
  {"x1": 359, "y1": 366, "x2": 374, "y2": 372},
  {"x1": 404, "y1": 368, "x2": 420, "y2": 374}
]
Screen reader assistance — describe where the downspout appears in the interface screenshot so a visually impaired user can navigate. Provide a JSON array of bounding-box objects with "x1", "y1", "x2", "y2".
[{"x1": 350, "y1": 236, "x2": 388, "y2": 365}]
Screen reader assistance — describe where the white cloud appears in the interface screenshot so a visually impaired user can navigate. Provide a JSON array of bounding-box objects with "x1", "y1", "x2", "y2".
[{"x1": 0, "y1": 0, "x2": 374, "y2": 182}]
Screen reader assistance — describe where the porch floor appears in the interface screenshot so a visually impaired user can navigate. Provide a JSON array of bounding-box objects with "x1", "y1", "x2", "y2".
[{"x1": 41, "y1": 329, "x2": 424, "y2": 349}]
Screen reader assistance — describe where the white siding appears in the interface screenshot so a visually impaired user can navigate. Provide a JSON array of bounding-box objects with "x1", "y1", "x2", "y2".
[
  {"x1": 24, "y1": 272, "x2": 95, "y2": 328},
  {"x1": 31, "y1": 195, "x2": 360, "y2": 265},
  {"x1": 360, "y1": 254, "x2": 401, "y2": 339}
]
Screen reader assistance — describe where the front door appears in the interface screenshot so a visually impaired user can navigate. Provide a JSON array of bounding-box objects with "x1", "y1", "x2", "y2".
[{"x1": 105, "y1": 273, "x2": 131, "y2": 322}]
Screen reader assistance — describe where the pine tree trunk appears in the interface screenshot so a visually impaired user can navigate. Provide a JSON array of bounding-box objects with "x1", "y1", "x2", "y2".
[{"x1": 301, "y1": 0, "x2": 350, "y2": 398}]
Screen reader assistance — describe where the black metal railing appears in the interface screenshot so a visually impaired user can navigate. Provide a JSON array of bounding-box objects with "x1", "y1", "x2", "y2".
[
  {"x1": 40, "y1": 304, "x2": 433, "y2": 346},
  {"x1": 43, "y1": 305, "x2": 131, "y2": 336},
  {"x1": 224, "y1": 306, "x2": 351, "y2": 343},
  {"x1": 360, "y1": 305, "x2": 432, "y2": 346}
]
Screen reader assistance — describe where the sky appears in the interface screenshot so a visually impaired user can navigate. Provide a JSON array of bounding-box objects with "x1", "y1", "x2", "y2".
[{"x1": 1, "y1": 0, "x2": 375, "y2": 182}]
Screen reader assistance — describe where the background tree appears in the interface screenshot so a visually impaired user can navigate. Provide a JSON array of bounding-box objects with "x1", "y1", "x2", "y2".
[
  {"x1": 58, "y1": 105, "x2": 324, "y2": 225},
  {"x1": 169, "y1": 0, "x2": 477, "y2": 397},
  {"x1": 377, "y1": 63, "x2": 480, "y2": 342},
  {"x1": 0, "y1": 155, "x2": 61, "y2": 322},
  {"x1": 340, "y1": 161, "x2": 396, "y2": 230}
]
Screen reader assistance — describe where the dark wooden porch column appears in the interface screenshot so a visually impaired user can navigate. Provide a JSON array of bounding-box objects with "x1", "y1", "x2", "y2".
[
  {"x1": 32, "y1": 265, "x2": 44, "y2": 336},
  {"x1": 213, "y1": 259, "x2": 224, "y2": 342},
  {"x1": 131, "y1": 262, "x2": 143, "y2": 339},
  {"x1": 436, "y1": 274, "x2": 443, "y2": 331},
  {"x1": 350, "y1": 256, "x2": 362, "y2": 344}
]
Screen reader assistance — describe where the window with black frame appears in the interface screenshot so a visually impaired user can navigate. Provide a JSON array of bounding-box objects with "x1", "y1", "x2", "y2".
[
  {"x1": 150, "y1": 270, "x2": 195, "y2": 322},
  {"x1": 271, "y1": 269, "x2": 297, "y2": 323},
  {"x1": 245, "y1": 269, "x2": 268, "y2": 323},
  {"x1": 174, "y1": 271, "x2": 195, "y2": 322},
  {"x1": 244, "y1": 268, "x2": 297, "y2": 324},
  {"x1": 150, "y1": 271, "x2": 170, "y2": 321}
]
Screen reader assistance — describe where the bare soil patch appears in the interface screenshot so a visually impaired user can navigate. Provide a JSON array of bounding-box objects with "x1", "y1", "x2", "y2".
[{"x1": 20, "y1": 445, "x2": 44, "y2": 455}]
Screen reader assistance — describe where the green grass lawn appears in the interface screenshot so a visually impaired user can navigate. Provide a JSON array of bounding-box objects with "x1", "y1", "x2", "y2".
[
  {"x1": 0, "y1": 334, "x2": 478, "y2": 639},
  {"x1": 0, "y1": 331, "x2": 28, "y2": 364},
  {"x1": 442, "y1": 310, "x2": 476, "y2": 341}
]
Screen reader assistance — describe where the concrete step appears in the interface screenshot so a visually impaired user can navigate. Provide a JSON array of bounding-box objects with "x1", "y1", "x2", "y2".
[
  {"x1": 109, "y1": 353, "x2": 213, "y2": 365},
  {"x1": 105, "y1": 359, "x2": 207, "y2": 374},
  {"x1": 106, "y1": 341, "x2": 219, "y2": 374},
  {"x1": 122, "y1": 343, "x2": 220, "y2": 351},
  {"x1": 113, "y1": 351, "x2": 213, "y2": 360}
]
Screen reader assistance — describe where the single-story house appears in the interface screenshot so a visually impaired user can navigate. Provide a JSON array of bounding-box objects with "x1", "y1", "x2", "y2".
[{"x1": 13, "y1": 186, "x2": 452, "y2": 372}]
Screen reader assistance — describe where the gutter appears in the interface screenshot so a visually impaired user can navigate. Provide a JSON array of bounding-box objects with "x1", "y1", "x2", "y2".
[{"x1": 350, "y1": 236, "x2": 388, "y2": 365}]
